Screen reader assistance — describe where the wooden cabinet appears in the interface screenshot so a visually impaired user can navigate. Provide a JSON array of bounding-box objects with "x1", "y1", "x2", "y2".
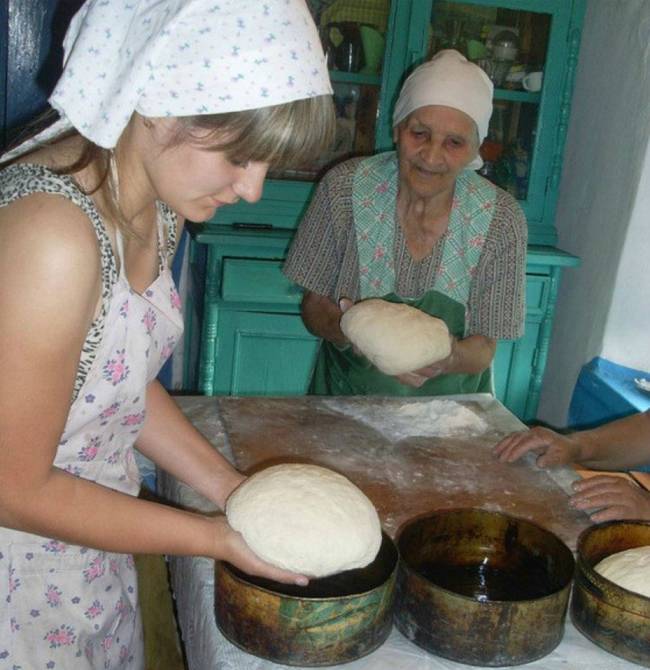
[
  {"x1": 186, "y1": 225, "x2": 317, "y2": 396},
  {"x1": 185, "y1": 0, "x2": 585, "y2": 421},
  {"x1": 185, "y1": 224, "x2": 577, "y2": 420}
]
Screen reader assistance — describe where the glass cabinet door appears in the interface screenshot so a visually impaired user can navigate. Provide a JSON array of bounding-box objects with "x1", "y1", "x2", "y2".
[
  {"x1": 271, "y1": 0, "x2": 392, "y2": 180},
  {"x1": 424, "y1": 0, "x2": 575, "y2": 244},
  {"x1": 428, "y1": 0, "x2": 568, "y2": 226}
]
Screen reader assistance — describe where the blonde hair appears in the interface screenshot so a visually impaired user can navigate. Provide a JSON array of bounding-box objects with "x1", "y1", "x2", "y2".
[
  {"x1": 171, "y1": 94, "x2": 336, "y2": 170},
  {"x1": 13, "y1": 95, "x2": 335, "y2": 235}
]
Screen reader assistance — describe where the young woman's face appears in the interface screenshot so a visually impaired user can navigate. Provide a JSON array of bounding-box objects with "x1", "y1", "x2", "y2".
[
  {"x1": 141, "y1": 120, "x2": 269, "y2": 222},
  {"x1": 393, "y1": 105, "x2": 478, "y2": 200}
]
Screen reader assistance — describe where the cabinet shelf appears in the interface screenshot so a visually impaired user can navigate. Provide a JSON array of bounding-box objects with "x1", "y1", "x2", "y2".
[
  {"x1": 494, "y1": 88, "x2": 542, "y2": 104},
  {"x1": 329, "y1": 70, "x2": 383, "y2": 86}
]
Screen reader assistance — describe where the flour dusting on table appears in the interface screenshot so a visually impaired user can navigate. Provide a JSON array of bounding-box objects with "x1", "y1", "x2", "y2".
[{"x1": 323, "y1": 398, "x2": 487, "y2": 442}]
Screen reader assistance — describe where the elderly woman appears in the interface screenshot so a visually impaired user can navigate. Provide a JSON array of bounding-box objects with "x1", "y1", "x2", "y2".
[
  {"x1": 0, "y1": 0, "x2": 333, "y2": 666},
  {"x1": 284, "y1": 49, "x2": 527, "y2": 396}
]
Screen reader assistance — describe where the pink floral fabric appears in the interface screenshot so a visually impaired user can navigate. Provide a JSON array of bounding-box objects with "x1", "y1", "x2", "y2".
[
  {"x1": 351, "y1": 151, "x2": 496, "y2": 311},
  {"x1": 0, "y1": 221, "x2": 183, "y2": 668}
]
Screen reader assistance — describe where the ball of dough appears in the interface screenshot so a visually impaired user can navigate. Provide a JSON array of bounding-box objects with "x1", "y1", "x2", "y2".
[
  {"x1": 226, "y1": 464, "x2": 382, "y2": 578},
  {"x1": 593, "y1": 545, "x2": 650, "y2": 597},
  {"x1": 340, "y1": 299, "x2": 451, "y2": 375}
]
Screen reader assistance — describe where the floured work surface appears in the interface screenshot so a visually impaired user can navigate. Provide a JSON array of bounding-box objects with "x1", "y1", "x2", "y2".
[{"x1": 219, "y1": 394, "x2": 589, "y2": 550}]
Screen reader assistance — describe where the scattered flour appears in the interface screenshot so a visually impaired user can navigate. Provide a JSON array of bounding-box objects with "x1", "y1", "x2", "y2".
[{"x1": 323, "y1": 399, "x2": 488, "y2": 442}]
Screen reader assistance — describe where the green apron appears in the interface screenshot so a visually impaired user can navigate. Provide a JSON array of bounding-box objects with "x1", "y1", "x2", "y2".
[{"x1": 310, "y1": 152, "x2": 496, "y2": 397}]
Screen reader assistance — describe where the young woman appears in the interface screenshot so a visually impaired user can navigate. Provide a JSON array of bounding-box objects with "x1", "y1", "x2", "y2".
[{"x1": 0, "y1": 1, "x2": 334, "y2": 667}]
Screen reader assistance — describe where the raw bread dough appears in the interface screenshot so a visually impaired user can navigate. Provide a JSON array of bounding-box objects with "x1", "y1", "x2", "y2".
[
  {"x1": 593, "y1": 545, "x2": 650, "y2": 597},
  {"x1": 341, "y1": 299, "x2": 451, "y2": 375},
  {"x1": 226, "y1": 464, "x2": 382, "y2": 577}
]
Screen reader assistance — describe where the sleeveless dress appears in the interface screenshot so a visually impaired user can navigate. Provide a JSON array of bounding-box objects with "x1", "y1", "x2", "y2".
[
  {"x1": 311, "y1": 152, "x2": 496, "y2": 396},
  {"x1": 0, "y1": 164, "x2": 183, "y2": 669}
]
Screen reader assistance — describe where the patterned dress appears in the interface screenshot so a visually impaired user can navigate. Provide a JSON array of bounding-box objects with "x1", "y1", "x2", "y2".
[{"x1": 0, "y1": 164, "x2": 183, "y2": 669}]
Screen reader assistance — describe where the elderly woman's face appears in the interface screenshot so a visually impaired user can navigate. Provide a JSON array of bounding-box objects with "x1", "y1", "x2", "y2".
[{"x1": 393, "y1": 105, "x2": 478, "y2": 199}]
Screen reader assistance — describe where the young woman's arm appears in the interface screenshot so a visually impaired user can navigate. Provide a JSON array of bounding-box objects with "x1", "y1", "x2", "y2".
[
  {"x1": 0, "y1": 194, "x2": 304, "y2": 584},
  {"x1": 135, "y1": 381, "x2": 244, "y2": 509}
]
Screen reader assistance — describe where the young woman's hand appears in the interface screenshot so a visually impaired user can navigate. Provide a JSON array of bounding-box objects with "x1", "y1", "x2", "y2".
[
  {"x1": 212, "y1": 516, "x2": 309, "y2": 586},
  {"x1": 218, "y1": 471, "x2": 246, "y2": 509},
  {"x1": 570, "y1": 476, "x2": 650, "y2": 523},
  {"x1": 493, "y1": 426, "x2": 584, "y2": 467}
]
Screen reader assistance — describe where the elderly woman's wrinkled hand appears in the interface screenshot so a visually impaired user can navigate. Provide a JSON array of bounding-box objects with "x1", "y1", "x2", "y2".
[
  {"x1": 570, "y1": 476, "x2": 650, "y2": 523},
  {"x1": 395, "y1": 334, "x2": 457, "y2": 387},
  {"x1": 394, "y1": 371, "x2": 429, "y2": 388},
  {"x1": 393, "y1": 357, "x2": 451, "y2": 387}
]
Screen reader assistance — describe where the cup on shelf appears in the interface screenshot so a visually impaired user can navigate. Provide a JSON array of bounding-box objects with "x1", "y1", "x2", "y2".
[{"x1": 522, "y1": 70, "x2": 543, "y2": 92}]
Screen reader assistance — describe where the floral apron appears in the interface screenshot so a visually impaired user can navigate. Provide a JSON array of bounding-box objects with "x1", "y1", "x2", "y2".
[
  {"x1": 0, "y1": 208, "x2": 183, "y2": 669},
  {"x1": 310, "y1": 151, "x2": 495, "y2": 396}
]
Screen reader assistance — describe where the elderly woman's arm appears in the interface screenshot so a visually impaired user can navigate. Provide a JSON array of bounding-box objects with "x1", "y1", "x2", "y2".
[{"x1": 300, "y1": 290, "x2": 350, "y2": 348}]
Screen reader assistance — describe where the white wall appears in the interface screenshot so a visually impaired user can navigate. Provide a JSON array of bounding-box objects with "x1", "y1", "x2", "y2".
[
  {"x1": 536, "y1": 0, "x2": 650, "y2": 426},
  {"x1": 601, "y1": 149, "x2": 650, "y2": 369}
]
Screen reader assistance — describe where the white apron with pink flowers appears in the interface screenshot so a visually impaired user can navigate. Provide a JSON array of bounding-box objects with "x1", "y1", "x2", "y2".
[{"x1": 0, "y1": 197, "x2": 183, "y2": 669}]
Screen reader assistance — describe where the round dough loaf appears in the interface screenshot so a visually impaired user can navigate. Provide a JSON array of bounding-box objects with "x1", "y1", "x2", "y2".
[
  {"x1": 593, "y1": 545, "x2": 650, "y2": 597},
  {"x1": 226, "y1": 464, "x2": 382, "y2": 578},
  {"x1": 341, "y1": 299, "x2": 451, "y2": 375}
]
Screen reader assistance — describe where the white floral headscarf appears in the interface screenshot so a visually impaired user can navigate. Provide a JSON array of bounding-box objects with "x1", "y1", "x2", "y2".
[{"x1": 5, "y1": 0, "x2": 332, "y2": 157}]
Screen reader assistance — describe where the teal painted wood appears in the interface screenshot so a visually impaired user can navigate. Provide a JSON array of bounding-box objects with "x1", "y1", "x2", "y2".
[
  {"x1": 546, "y1": 4, "x2": 586, "y2": 237},
  {"x1": 191, "y1": 225, "x2": 300, "y2": 394},
  {"x1": 198, "y1": 302, "x2": 219, "y2": 395},
  {"x1": 330, "y1": 71, "x2": 382, "y2": 87},
  {"x1": 524, "y1": 264, "x2": 566, "y2": 420},
  {"x1": 521, "y1": 247, "x2": 579, "y2": 419},
  {"x1": 202, "y1": 181, "x2": 315, "y2": 229},
  {"x1": 214, "y1": 311, "x2": 319, "y2": 396},
  {"x1": 209, "y1": 307, "x2": 533, "y2": 409},
  {"x1": 526, "y1": 244, "x2": 581, "y2": 268},
  {"x1": 493, "y1": 321, "x2": 541, "y2": 418},
  {"x1": 375, "y1": 0, "x2": 431, "y2": 150}
]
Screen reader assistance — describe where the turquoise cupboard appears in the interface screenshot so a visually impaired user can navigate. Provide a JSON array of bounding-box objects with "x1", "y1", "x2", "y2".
[{"x1": 184, "y1": 0, "x2": 585, "y2": 421}]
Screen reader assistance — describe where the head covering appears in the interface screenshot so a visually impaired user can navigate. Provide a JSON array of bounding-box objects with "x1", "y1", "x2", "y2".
[
  {"x1": 4, "y1": 0, "x2": 332, "y2": 158},
  {"x1": 392, "y1": 50, "x2": 493, "y2": 170}
]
